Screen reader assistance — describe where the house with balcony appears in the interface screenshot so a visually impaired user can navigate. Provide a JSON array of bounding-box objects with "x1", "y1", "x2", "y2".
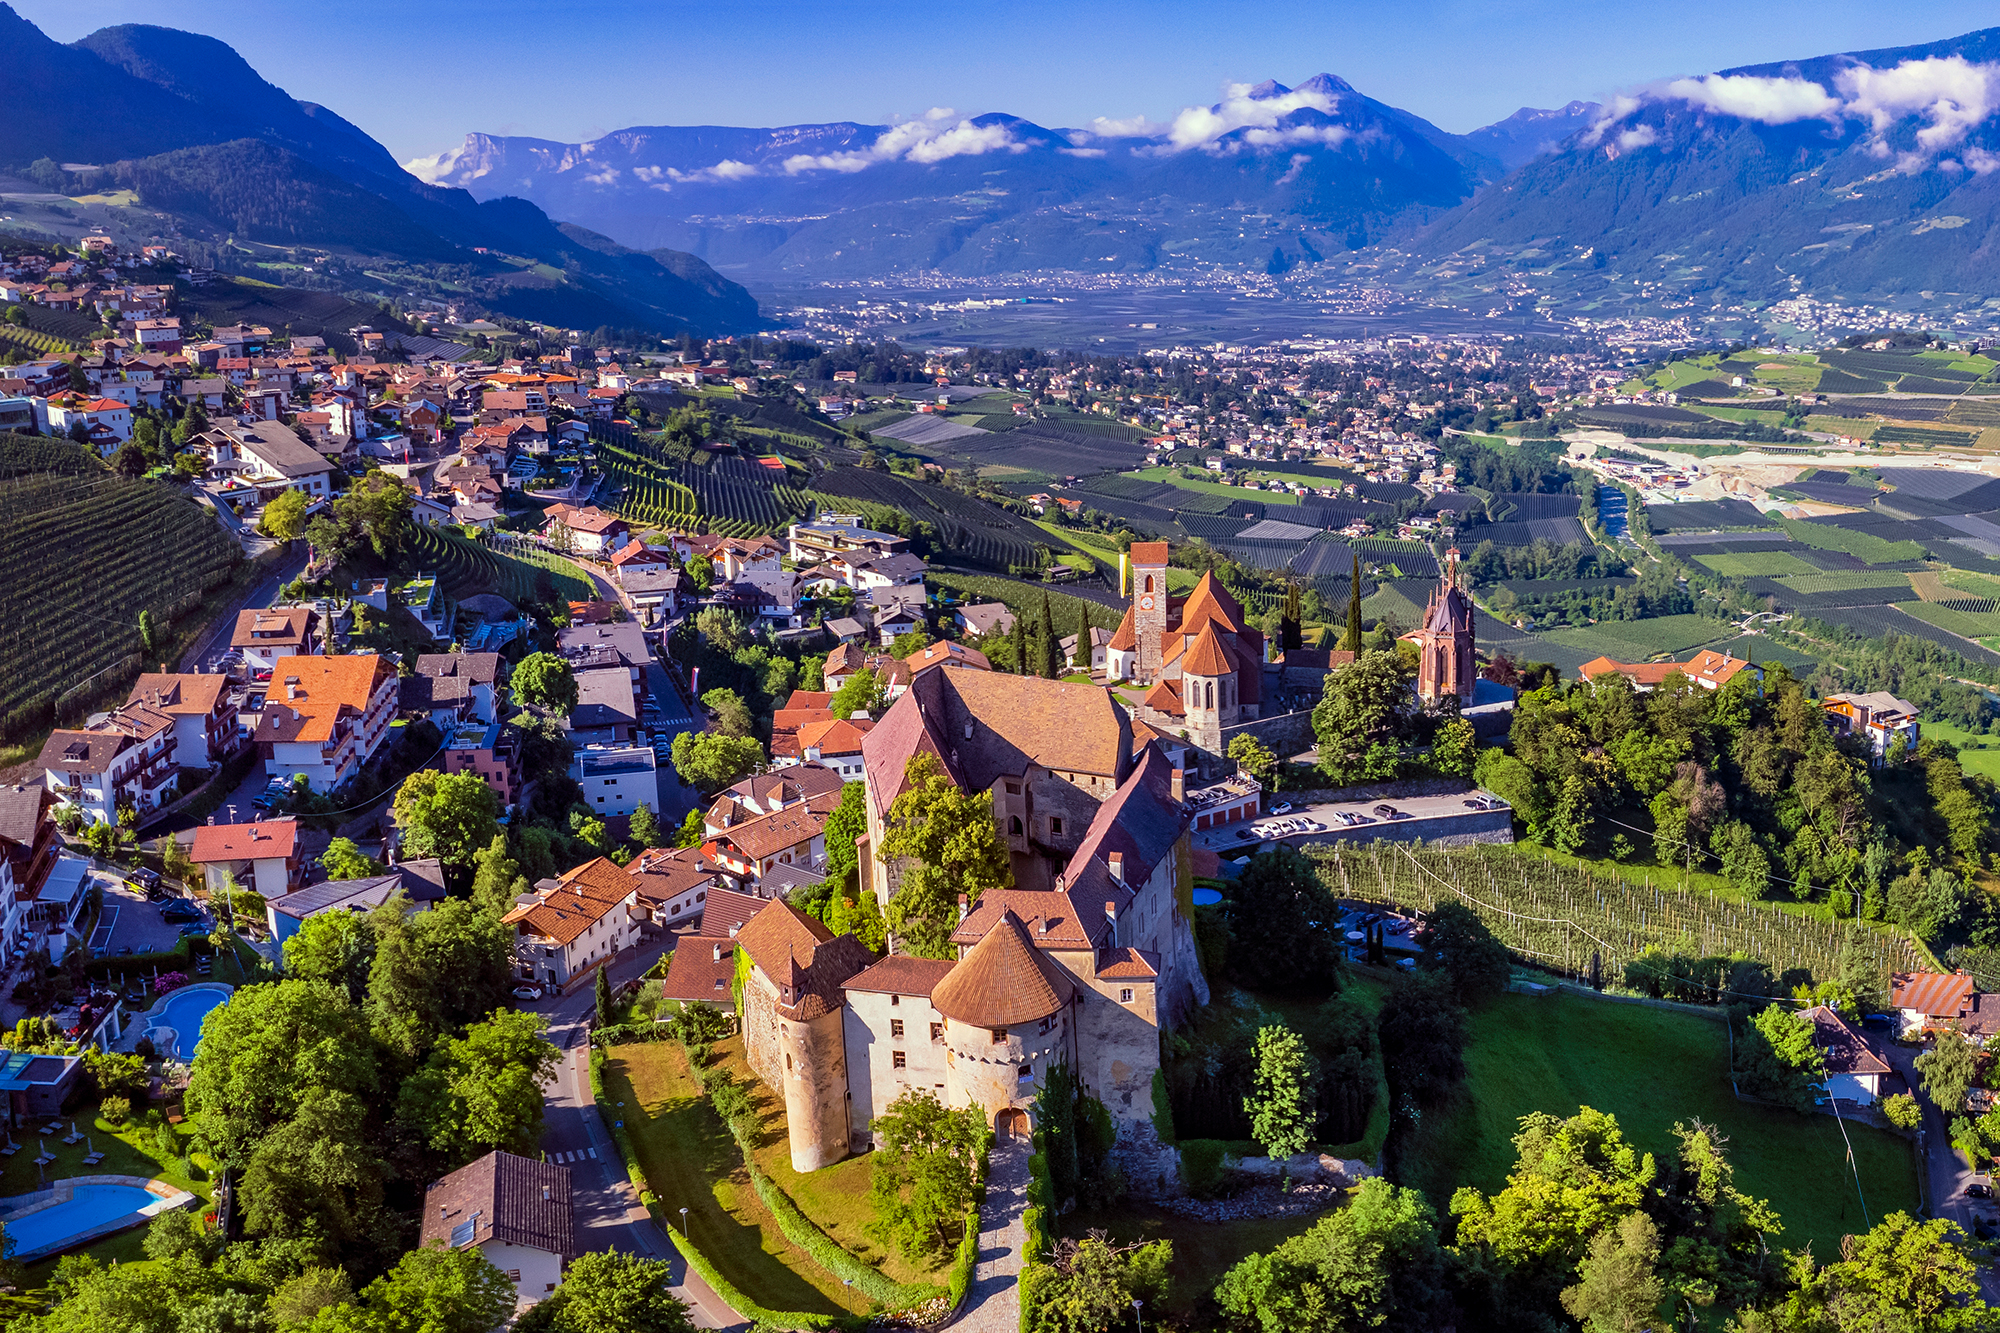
[
  {"x1": 445, "y1": 722, "x2": 521, "y2": 811},
  {"x1": 231, "y1": 607, "x2": 318, "y2": 675},
  {"x1": 570, "y1": 745, "x2": 656, "y2": 817},
  {"x1": 704, "y1": 788, "x2": 839, "y2": 893},
  {"x1": 502, "y1": 857, "x2": 641, "y2": 993},
  {"x1": 189, "y1": 818, "x2": 303, "y2": 900},
  {"x1": 251, "y1": 655, "x2": 399, "y2": 793},
  {"x1": 0, "y1": 786, "x2": 59, "y2": 969},
  {"x1": 1824, "y1": 692, "x2": 1920, "y2": 764},
  {"x1": 126, "y1": 672, "x2": 237, "y2": 770},
  {"x1": 35, "y1": 700, "x2": 179, "y2": 826}
]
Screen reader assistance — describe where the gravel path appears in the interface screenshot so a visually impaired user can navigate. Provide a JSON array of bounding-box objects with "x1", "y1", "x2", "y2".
[{"x1": 953, "y1": 1137, "x2": 1029, "y2": 1332}]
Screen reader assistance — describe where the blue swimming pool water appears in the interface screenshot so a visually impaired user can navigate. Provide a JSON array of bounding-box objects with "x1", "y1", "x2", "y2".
[
  {"x1": 1192, "y1": 887, "x2": 1222, "y2": 906},
  {"x1": 5, "y1": 1183, "x2": 157, "y2": 1257},
  {"x1": 156, "y1": 988, "x2": 227, "y2": 1060}
]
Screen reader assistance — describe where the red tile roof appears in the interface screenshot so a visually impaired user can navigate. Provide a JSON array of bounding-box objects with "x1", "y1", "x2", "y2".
[
  {"x1": 1892, "y1": 971, "x2": 1976, "y2": 1019},
  {"x1": 844, "y1": 954, "x2": 956, "y2": 998},
  {"x1": 931, "y1": 910, "x2": 1075, "y2": 1027},
  {"x1": 189, "y1": 819, "x2": 298, "y2": 863}
]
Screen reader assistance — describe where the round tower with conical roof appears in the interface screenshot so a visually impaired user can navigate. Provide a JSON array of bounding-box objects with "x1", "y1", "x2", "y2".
[{"x1": 931, "y1": 909, "x2": 1075, "y2": 1133}]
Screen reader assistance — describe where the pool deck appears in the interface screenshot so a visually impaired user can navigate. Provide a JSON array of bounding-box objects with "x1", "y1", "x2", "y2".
[
  {"x1": 0, "y1": 1175, "x2": 195, "y2": 1261},
  {"x1": 115, "y1": 981, "x2": 233, "y2": 1061}
]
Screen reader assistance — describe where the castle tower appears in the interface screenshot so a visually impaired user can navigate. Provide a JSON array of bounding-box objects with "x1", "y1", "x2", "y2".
[
  {"x1": 1416, "y1": 548, "x2": 1476, "y2": 706},
  {"x1": 1180, "y1": 622, "x2": 1236, "y2": 752},
  {"x1": 930, "y1": 910, "x2": 1075, "y2": 1134},
  {"x1": 1128, "y1": 541, "x2": 1170, "y2": 683}
]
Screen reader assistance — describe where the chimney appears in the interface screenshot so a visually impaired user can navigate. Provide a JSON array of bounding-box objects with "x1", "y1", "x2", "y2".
[
  {"x1": 957, "y1": 892, "x2": 970, "y2": 923},
  {"x1": 1107, "y1": 851, "x2": 1125, "y2": 883},
  {"x1": 1170, "y1": 768, "x2": 1185, "y2": 803},
  {"x1": 728, "y1": 922, "x2": 740, "y2": 938},
  {"x1": 712, "y1": 942, "x2": 724, "y2": 962},
  {"x1": 963, "y1": 722, "x2": 973, "y2": 740},
  {"x1": 1104, "y1": 900, "x2": 1118, "y2": 946}
]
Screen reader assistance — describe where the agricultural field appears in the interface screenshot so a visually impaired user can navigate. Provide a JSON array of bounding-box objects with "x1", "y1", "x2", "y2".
[
  {"x1": 1813, "y1": 605, "x2": 2000, "y2": 667},
  {"x1": 1773, "y1": 516, "x2": 1926, "y2": 563},
  {"x1": 1923, "y1": 719, "x2": 2000, "y2": 783},
  {"x1": 1127, "y1": 467, "x2": 1303, "y2": 506},
  {"x1": 405, "y1": 527, "x2": 596, "y2": 605},
  {"x1": 1895, "y1": 599, "x2": 2000, "y2": 640},
  {"x1": 0, "y1": 441, "x2": 240, "y2": 735},
  {"x1": 1942, "y1": 568, "x2": 2000, "y2": 599},
  {"x1": 1774, "y1": 570, "x2": 1913, "y2": 594},
  {"x1": 1536, "y1": 613, "x2": 1733, "y2": 663},
  {"x1": 1693, "y1": 550, "x2": 1819, "y2": 578},
  {"x1": 927, "y1": 572, "x2": 1126, "y2": 633}
]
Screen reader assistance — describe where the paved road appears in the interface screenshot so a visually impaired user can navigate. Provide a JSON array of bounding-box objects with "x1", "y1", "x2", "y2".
[
  {"x1": 952, "y1": 1138, "x2": 1028, "y2": 1332},
  {"x1": 530, "y1": 942, "x2": 742, "y2": 1329},
  {"x1": 1192, "y1": 789, "x2": 1511, "y2": 856},
  {"x1": 1879, "y1": 1042, "x2": 2000, "y2": 1302},
  {"x1": 178, "y1": 548, "x2": 308, "y2": 674}
]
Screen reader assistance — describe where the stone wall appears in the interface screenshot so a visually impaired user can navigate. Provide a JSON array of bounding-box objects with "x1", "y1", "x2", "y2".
[
  {"x1": 842, "y1": 990, "x2": 949, "y2": 1152},
  {"x1": 1213, "y1": 710, "x2": 1317, "y2": 777},
  {"x1": 781, "y1": 1007, "x2": 850, "y2": 1172}
]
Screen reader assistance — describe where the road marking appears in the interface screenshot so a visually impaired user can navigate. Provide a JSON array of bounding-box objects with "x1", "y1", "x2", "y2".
[{"x1": 587, "y1": 1148, "x2": 597, "y2": 1160}]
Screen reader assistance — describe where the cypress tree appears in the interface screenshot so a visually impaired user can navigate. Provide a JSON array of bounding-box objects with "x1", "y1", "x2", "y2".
[
  {"x1": 1011, "y1": 610, "x2": 1028, "y2": 675},
  {"x1": 1075, "y1": 601, "x2": 1091, "y2": 675},
  {"x1": 594, "y1": 965, "x2": 611, "y2": 1027},
  {"x1": 1342, "y1": 551, "x2": 1364, "y2": 654},
  {"x1": 1038, "y1": 592, "x2": 1060, "y2": 679}
]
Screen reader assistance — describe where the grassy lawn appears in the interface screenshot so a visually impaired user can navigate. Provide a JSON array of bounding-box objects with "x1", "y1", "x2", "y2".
[
  {"x1": 0, "y1": 1100, "x2": 212, "y2": 1324},
  {"x1": 1062, "y1": 1203, "x2": 1330, "y2": 1319},
  {"x1": 1395, "y1": 991, "x2": 1919, "y2": 1258},
  {"x1": 1694, "y1": 405, "x2": 1789, "y2": 427},
  {"x1": 1126, "y1": 467, "x2": 1301, "y2": 506},
  {"x1": 604, "y1": 1040, "x2": 868, "y2": 1317},
  {"x1": 1924, "y1": 720, "x2": 2000, "y2": 783}
]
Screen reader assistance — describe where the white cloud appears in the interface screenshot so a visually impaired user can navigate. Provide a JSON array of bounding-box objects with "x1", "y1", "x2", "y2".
[
  {"x1": 1967, "y1": 147, "x2": 2000, "y2": 174},
  {"x1": 1836, "y1": 56, "x2": 1999, "y2": 152},
  {"x1": 1059, "y1": 146, "x2": 1108, "y2": 158},
  {"x1": 1084, "y1": 115, "x2": 1164, "y2": 139},
  {"x1": 1276, "y1": 152, "x2": 1312, "y2": 185},
  {"x1": 1241, "y1": 123, "x2": 1350, "y2": 149},
  {"x1": 782, "y1": 111, "x2": 1029, "y2": 174},
  {"x1": 1164, "y1": 82, "x2": 1340, "y2": 151},
  {"x1": 403, "y1": 147, "x2": 465, "y2": 183},
  {"x1": 583, "y1": 167, "x2": 620, "y2": 186},
  {"x1": 1665, "y1": 73, "x2": 1838, "y2": 124},
  {"x1": 1616, "y1": 125, "x2": 1657, "y2": 152}
]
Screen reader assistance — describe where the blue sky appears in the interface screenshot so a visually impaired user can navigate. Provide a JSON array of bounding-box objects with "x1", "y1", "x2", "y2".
[{"x1": 17, "y1": 1, "x2": 1976, "y2": 162}]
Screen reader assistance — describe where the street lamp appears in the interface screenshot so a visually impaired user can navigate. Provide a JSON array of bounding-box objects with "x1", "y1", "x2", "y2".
[
  {"x1": 1132, "y1": 1297, "x2": 1144, "y2": 1333},
  {"x1": 679, "y1": 1206, "x2": 689, "y2": 1235}
]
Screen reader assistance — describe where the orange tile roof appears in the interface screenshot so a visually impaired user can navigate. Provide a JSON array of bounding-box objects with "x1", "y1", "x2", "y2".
[
  {"x1": 1128, "y1": 541, "x2": 1170, "y2": 566},
  {"x1": 931, "y1": 910, "x2": 1075, "y2": 1027},
  {"x1": 1579, "y1": 656, "x2": 1681, "y2": 687},
  {"x1": 190, "y1": 819, "x2": 298, "y2": 863},
  {"x1": 906, "y1": 641, "x2": 991, "y2": 674},
  {"x1": 1182, "y1": 622, "x2": 1233, "y2": 676},
  {"x1": 796, "y1": 718, "x2": 873, "y2": 756},
  {"x1": 1892, "y1": 971, "x2": 1976, "y2": 1019},
  {"x1": 1107, "y1": 605, "x2": 1136, "y2": 651},
  {"x1": 254, "y1": 655, "x2": 392, "y2": 744}
]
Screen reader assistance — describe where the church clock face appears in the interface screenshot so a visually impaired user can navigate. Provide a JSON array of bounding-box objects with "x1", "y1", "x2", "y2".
[{"x1": 1138, "y1": 595, "x2": 1155, "y2": 610}]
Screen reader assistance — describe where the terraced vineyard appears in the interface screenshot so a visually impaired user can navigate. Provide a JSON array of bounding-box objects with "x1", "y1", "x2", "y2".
[
  {"x1": 406, "y1": 527, "x2": 595, "y2": 605},
  {"x1": 0, "y1": 442, "x2": 239, "y2": 737}
]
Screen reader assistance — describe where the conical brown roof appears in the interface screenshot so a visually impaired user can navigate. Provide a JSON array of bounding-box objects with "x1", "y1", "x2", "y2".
[
  {"x1": 930, "y1": 910, "x2": 1074, "y2": 1028},
  {"x1": 1182, "y1": 622, "x2": 1232, "y2": 676}
]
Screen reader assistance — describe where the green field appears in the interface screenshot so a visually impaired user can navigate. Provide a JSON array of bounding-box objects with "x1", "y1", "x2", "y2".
[
  {"x1": 1774, "y1": 571, "x2": 1913, "y2": 594},
  {"x1": 1772, "y1": 516, "x2": 1926, "y2": 564},
  {"x1": 1395, "y1": 991, "x2": 1918, "y2": 1259},
  {"x1": 1694, "y1": 405, "x2": 1789, "y2": 427},
  {"x1": 1695, "y1": 551, "x2": 1819, "y2": 578},
  {"x1": 1125, "y1": 467, "x2": 1303, "y2": 507},
  {"x1": 1897, "y1": 599, "x2": 2000, "y2": 639},
  {"x1": 1942, "y1": 568, "x2": 2000, "y2": 599},
  {"x1": 1539, "y1": 614, "x2": 1733, "y2": 662},
  {"x1": 1924, "y1": 719, "x2": 2000, "y2": 782}
]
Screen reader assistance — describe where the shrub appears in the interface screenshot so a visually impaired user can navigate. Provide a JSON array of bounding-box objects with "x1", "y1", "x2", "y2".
[
  {"x1": 1179, "y1": 1138, "x2": 1231, "y2": 1197},
  {"x1": 1881, "y1": 1091, "x2": 1922, "y2": 1131},
  {"x1": 100, "y1": 1096, "x2": 130, "y2": 1125}
]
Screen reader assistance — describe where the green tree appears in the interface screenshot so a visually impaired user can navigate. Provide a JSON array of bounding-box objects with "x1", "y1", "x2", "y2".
[
  {"x1": 335, "y1": 471, "x2": 412, "y2": 560},
  {"x1": 1416, "y1": 900, "x2": 1512, "y2": 1006},
  {"x1": 692, "y1": 606, "x2": 741, "y2": 652},
  {"x1": 672, "y1": 809, "x2": 705, "y2": 848},
  {"x1": 513, "y1": 1252, "x2": 694, "y2": 1333},
  {"x1": 512, "y1": 652, "x2": 579, "y2": 716},
  {"x1": 1881, "y1": 1091, "x2": 1922, "y2": 1131},
  {"x1": 110, "y1": 439, "x2": 148, "y2": 479},
  {"x1": 261, "y1": 488, "x2": 310, "y2": 541},
  {"x1": 137, "y1": 609, "x2": 158, "y2": 656},
  {"x1": 1038, "y1": 591, "x2": 1061, "y2": 678},
  {"x1": 1342, "y1": 550, "x2": 1363, "y2": 654},
  {"x1": 392, "y1": 771, "x2": 501, "y2": 872},
  {"x1": 1227, "y1": 733, "x2": 1278, "y2": 787},
  {"x1": 270, "y1": 1267, "x2": 355, "y2": 1329},
  {"x1": 1313, "y1": 650, "x2": 1417, "y2": 785},
  {"x1": 304, "y1": 1244, "x2": 515, "y2": 1333},
  {"x1": 595, "y1": 966, "x2": 612, "y2": 1027},
  {"x1": 700, "y1": 687, "x2": 754, "y2": 737},
  {"x1": 1431, "y1": 717, "x2": 1477, "y2": 780},
  {"x1": 803, "y1": 782, "x2": 868, "y2": 923},
  {"x1": 395, "y1": 1010, "x2": 559, "y2": 1168},
  {"x1": 366, "y1": 896, "x2": 513, "y2": 1064},
  {"x1": 628, "y1": 802, "x2": 662, "y2": 849},
  {"x1": 469, "y1": 835, "x2": 530, "y2": 917},
  {"x1": 1220, "y1": 847, "x2": 1343, "y2": 993},
  {"x1": 829, "y1": 667, "x2": 887, "y2": 720},
  {"x1": 867, "y1": 1090, "x2": 988, "y2": 1265},
  {"x1": 668, "y1": 730, "x2": 764, "y2": 793},
  {"x1": 1916, "y1": 1024, "x2": 1980, "y2": 1120},
  {"x1": 1378, "y1": 971, "x2": 1467, "y2": 1109},
  {"x1": 879, "y1": 753, "x2": 1012, "y2": 957},
  {"x1": 1733, "y1": 1004, "x2": 1825, "y2": 1114},
  {"x1": 1819, "y1": 1212, "x2": 1989, "y2": 1332},
  {"x1": 1560, "y1": 1210, "x2": 1664, "y2": 1333},
  {"x1": 1216, "y1": 1177, "x2": 1449, "y2": 1333},
  {"x1": 282, "y1": 912, "x2": 377, "y2": 1006},
  {"x1": 322, "y1": 838, "x2": 378, "y2": 880},
  {"x1": 1245, "y1": 1024, "x2": 1315, "y2": 1159},
  {"x1": 1029, "y1": 1235, "x2": 1173, "y2": 1333},
  {"x1": 307, "y1": 513, "x2": 358, "y2": 567}
]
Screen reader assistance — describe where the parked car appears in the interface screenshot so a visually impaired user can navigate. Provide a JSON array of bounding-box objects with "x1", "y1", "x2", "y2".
[
  {"x1": 1235, "y1": 828, "x2": 1257, "y2": 840},
  {"x1": 160, "y1": 901, "x2": 203, "y2": 923},
  {"x1": 513, "y1": 984, "x2": 544, "y2": 1001},
  {"x1": 1270, "y1": 801, "x2": 1293, "y2": 815},
  {"x1": 178, "y1": 924, "x2": 211, "y2": 939},
  {"x1": 1971, "y1": 1183, "x2": 1993, "y2": 1200},
  {"x1": 1373, "y1": 804, "x2": 1398, "y2": 818}
]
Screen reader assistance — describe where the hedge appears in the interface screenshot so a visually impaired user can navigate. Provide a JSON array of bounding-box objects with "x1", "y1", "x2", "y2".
[
  {"x1": 84, "y1": 937, "x2": 199, "y2": 979},
  {"x1": 1019, "y1": 1136, "x2": 1056, "y2": 1333},
  {"x1": 588, "y1": 1049, "x2": 650, "y2": 1200}
]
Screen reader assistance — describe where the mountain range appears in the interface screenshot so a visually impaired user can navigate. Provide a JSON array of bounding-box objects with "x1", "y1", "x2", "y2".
[
  {"x1": 411, "y1": 28, "x2": 2000, "y2": 306},
  {"x1": 0, "y1": 4, "x2": 760, "y2": 335}
]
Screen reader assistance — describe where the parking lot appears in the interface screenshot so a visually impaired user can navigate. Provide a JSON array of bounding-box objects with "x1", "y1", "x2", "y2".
[
  {"x1": 1192, "y1": 789, "x2": 1515, "y2": 854},
  {"x1": 94, "y1": 878, "x2": 205, "y2": 959}
]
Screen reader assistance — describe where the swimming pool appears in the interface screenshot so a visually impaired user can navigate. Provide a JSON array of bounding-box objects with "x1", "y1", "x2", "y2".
[
  {"x1": 1192, "y1": 887, "x2": 1222, "y2": 906},
  {"x1": 1, "y1": 1180, "x2": 181, "y2": 1261},
  {"x1": 135, "y1": 983, "x2": 231, "y2": 1062}
]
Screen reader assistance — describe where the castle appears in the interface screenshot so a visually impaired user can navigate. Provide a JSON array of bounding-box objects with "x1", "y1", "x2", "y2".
[
  {"x1": 1103, "y1": 541, "x2": 1266, "y2": 754},
  {"x1": 726, "y1": 667, "x2": 1209, "y2": 1172}
]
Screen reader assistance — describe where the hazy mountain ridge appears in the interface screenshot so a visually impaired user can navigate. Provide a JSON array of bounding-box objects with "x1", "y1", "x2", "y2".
[{"x1": 0, "y1": 5, "x2": 760, "y2": 334}]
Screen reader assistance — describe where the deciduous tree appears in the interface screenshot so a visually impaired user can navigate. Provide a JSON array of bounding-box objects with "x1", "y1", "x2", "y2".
[
  {"x1": 879, "y1": 753, "x2": 1011, "y2": 957},
  {"x1": 511, "y1": 652, "x2": 578, "y2": 716},
  {"x1": 391, "y1": 771, "x2": 500, "y2": 872},
  {"x1": 1245, "y1": 1024, "x2": 1315, "y2": 1160},
  {"x1": 668, "y1": 731, "x2": 764, "y2": 793}
]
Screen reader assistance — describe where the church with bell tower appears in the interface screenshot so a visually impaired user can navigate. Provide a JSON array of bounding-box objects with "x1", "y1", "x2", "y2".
[
  {"x1": 1106, "y1": 541, "x2": 1266, "y2": 757},
  {"x1": 1413, "y1": 547, "x2": 1477, "y2": 706}
]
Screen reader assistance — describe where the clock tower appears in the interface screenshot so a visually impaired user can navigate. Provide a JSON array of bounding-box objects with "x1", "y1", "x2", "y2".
[{"x1": 1129, "y1": 540, "x2": 1170, "y2": 683}]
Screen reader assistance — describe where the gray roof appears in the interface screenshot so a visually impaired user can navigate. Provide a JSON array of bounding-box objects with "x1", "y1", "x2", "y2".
[
  {"x1": 570, "y1": 666, "x2": 638, "y2": 729},
  {"x1": 228, "y1": 421, "x2": 333, "y2": 478},
  {"x1": 620, "y1": 567, "x2": 684, "y2": 596},
  {"x1": 559, "y1": 622, "x2": 653, "y2": 669},
  {"x1": 415, "y1": 653, "x2": 504, "y2": 685}
]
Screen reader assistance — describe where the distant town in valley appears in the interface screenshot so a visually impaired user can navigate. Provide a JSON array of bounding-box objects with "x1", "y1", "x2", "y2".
[{"x1": 3, "y1": 6, "x2": 2000, "y2": 1332}]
